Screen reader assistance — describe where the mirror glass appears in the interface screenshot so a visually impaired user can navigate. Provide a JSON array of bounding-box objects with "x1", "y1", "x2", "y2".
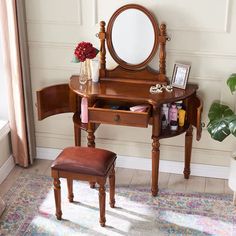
[{"x1": 111, "y1": 9, "x2": 155, "y2": 65}]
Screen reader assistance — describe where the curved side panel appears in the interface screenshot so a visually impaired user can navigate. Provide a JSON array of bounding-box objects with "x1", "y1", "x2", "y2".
[{"x1": 36, "y1": 84, "x2": 77, "y2": 120}]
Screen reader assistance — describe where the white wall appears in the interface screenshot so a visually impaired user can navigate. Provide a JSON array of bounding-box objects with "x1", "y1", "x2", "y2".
[{"x1": 25, "y1": 0, "x2": 236, "y2": 167}]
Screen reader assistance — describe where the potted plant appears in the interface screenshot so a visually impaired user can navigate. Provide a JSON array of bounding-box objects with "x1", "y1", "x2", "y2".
[{"x1": 207, "y1": 73, "x2": 236, "y2": 203}]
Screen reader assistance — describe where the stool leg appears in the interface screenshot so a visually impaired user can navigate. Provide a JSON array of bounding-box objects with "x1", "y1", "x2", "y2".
[
  {"x1": 88, "y1": 124, "x2": 96, "y2": 189},
  {"x1": 53, "y1": 178, "x2": 62, "y2": 220},
  {"x1": 67, "y1": 178, "x2": 74, "y2": 202},
  {"x1": 98, "y1": 181, "x2": 106, "y2": 227},
  {"x1": 109, "y1": 167, "x2": 115, "y2": 208}
]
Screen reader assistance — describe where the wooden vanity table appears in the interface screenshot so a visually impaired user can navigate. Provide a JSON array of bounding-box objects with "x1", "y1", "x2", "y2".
[{"x1": 36, "y1": 4, "x2": 202, "y2": 196}]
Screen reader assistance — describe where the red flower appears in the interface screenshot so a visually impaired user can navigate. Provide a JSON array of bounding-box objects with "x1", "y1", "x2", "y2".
[{"x1": 74, "y1": 42, "x2": 99, "y2": 62}]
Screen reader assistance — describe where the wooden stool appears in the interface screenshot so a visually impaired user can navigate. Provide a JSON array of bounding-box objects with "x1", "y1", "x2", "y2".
[{"x1": 51, "y1": 147, "x2": 117, "y2": 227}]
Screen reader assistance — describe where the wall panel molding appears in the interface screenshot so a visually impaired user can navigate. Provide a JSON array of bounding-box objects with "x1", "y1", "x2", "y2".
[
  {"x1": 26, "y1": 0, "x2": 82, "y2": 26},
  {"x1": 167, "y1": 49, "x2": 236, "y2": 59},
  {"x1": 167, "y1": 0, "x2": 230, "y2": 33},
  {"x1": 93, "y1": 0, "x2": 98, "y2": 25},
  {"x1": 28, "y1": 41, "x2": 73, "y2": 49},
  {"x1": 26, "y1": 20, "x2": 81, "y2": 26}
]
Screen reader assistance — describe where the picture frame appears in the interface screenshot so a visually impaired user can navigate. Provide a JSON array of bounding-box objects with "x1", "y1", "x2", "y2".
[{"x1": 171, "y1": 63, "x2": 191, "y2": 89}]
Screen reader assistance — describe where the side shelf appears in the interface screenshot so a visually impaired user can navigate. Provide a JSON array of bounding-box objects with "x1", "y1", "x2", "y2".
[
  {"x1": 36, "y1": 84, "x2": 77, "y2": 120},
  {"x1": 158, "y1": 93, "x2": 203, "y2": 140},
  {"x1": 159, "y1": 123, "x2": 190, "y2": 139}
]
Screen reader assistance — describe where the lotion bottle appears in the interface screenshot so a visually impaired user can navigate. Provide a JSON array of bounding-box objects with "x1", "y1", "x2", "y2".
[
  {"x1": 178, "y1": 109, "x2": 186, "y2": 127},
  {"x1": 81, "y1": 97, "x2": 88, "y2": 123}
]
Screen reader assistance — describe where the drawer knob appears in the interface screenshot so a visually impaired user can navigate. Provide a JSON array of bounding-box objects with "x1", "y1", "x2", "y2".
[{"x1": 114, "y1": 114, "x2": 120, "y2": 122}]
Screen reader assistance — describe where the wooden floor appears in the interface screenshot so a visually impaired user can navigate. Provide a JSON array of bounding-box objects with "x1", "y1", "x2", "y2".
[{"x1": 0, "y1": 159, "x2": 233, "y2": 198}]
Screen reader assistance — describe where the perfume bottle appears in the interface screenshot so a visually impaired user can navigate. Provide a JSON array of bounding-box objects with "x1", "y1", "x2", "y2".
[
  {"x1": 81, "y1": 97, "x2": 88, "y2": 123},
  {"x1": 162, "y1": 114, "x2": 168, "y2": 129},
  {"x1": 169, "y1": 104, "x2": 178, "y2": 123},
  {"x1": 161, "y1": 104, "x2": 169, "y2": 124}
]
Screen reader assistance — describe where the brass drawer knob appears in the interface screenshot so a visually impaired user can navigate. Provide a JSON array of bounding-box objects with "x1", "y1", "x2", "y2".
[{"x1": 114, "y1": 114, "x2": 120, "y2": 122}]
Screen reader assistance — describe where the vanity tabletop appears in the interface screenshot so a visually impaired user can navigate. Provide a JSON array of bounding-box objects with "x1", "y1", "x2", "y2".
[{"x1": 69, "y1": 75, "x2": 198, "y2": 106}]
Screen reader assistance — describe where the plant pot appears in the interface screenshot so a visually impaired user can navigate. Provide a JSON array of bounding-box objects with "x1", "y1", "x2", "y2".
[{"x1": 228, "y1": 152, "x2": 236, "y2": 205}]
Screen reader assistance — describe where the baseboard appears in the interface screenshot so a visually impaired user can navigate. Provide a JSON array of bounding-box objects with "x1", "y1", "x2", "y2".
[
  {"x1": 36, "y1": 147, "x2": 229, "y2": 179},
  {"x1": 0, "y1": 120, "x2": 10, "y2": 141},
  {"x1": 0, "y1": 155, "x2": 15, "y2": 185}
]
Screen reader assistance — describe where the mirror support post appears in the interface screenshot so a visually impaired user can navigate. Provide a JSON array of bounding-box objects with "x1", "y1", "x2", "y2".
[
  {"x1": 159, "y1": 24, "x2": 167, "y2": 75},
  {"x1": 99, "y1": 21, "x2": 106, "y2": 78}
]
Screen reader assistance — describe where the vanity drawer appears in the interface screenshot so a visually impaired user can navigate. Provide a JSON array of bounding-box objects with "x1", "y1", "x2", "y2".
[{"x1": 88, "y1": 101, "x2": 151, "y2": 127}]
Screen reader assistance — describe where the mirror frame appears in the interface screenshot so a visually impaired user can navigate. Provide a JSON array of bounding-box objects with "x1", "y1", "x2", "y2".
[{"x1": 106, "y1": 4, "x2": 160, "y2": 70}]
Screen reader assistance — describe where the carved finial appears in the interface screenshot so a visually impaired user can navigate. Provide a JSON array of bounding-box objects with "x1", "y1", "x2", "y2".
[
  {"x1": 100, "y1": 21, "x2": 106, "y2": 27},
  {"x1": 160, "y1": 24, "x2": 166, "y2": 36}
]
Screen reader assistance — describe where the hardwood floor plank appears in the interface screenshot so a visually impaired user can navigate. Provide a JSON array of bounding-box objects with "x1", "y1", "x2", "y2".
[
  {"x1": 168, "y1": 174, "x2": 187, "y2": 192},
  {"x1": 44, "y1": 160, "x2": 54, "y2": 177},
  {"x1": 115, "y1": 167, "x2": 135, "y2": 187},
  {"x1": 25, "y1": 159, "x2": 52, "y2": 175},
  {"x1": 130, "y1": 169, "x2": 151, "y2": 186},
  {"x1": 186, "y1": 176, "x2": 205, "y2": 193},
  {"x1": 205, "y1": 178, "x2": 225, "y2": 194},
  {"x1": 224, "y1": 179, "x2": 233, "y2": 194},
  {"x1": 158, "y1": 172, "x2": 170, "y2": 189},
  {"x1": 0, "y1": 166, "x2": 22, "y2": 197}
]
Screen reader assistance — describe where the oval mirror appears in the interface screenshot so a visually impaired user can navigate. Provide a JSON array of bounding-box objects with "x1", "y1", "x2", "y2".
[{"x1": 106, "y1": 4, "x2": 159, "y2": 70}]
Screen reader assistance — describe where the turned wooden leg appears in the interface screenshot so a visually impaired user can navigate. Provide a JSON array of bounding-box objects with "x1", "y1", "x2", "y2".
[
  {"x1": 184, "y1": 125, "x2": 193, "y2": 179},
  {"x1": 53, "y1": 178, "x2": 62, "y2": 220},
  {"x1": 109, "y1": 167, "x2": 115, "y2": 208},
  {"x1": 67, "y1": 178, "x2": 74, "y2": 202},
  {"x1": 98, "y1": 181, "x2": 106, "y2": 227},
  {"x1": 74, "y1": 125, "x2": 81, "y2": 146},
  {"x1": 151, "y1": 136, "x2": 160, "y2": 196},
  {"x1": 88, "y1": 123, "x2": 96, "y2": 188},
  {"x1": 87, "y1": 123, "x2": 95, "y2": 148}
]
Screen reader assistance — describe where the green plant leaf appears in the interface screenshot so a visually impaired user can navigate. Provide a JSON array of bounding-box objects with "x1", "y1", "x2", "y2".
[
  {"x1": 208, "y1": 102, "x2": 234, "y2": 121},
  {"x1": 207, "y1": 118, "x2": 231, "y2": 142},
  {"x1": 229, "y1": 115, "x2": 236, "y2": 137},
  {"x1": 227, "y1": 73, "x2": 236, "y2": 94}
]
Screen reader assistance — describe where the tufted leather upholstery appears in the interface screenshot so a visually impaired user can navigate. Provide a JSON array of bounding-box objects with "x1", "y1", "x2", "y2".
[{"x1": 51, "y1": 147, "x2": 117, "y2": 176}]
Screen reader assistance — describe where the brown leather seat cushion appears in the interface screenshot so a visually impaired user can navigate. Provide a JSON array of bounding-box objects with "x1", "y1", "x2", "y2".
[{"x1": 51, "y1": 147, "x2": 116, "y2": 177}]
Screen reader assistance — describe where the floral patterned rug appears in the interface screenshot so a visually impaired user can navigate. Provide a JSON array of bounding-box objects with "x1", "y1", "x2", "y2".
[{"x1": 0, "y1": 173, "x2": 236, "y2": 236}]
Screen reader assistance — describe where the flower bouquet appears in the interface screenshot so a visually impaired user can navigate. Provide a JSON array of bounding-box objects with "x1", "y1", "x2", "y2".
[{"x1": 73, "y1": 42, "x2": 99, "y2": 84}]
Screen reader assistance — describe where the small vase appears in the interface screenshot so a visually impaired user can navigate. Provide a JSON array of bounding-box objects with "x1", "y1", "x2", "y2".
[
  {"x1": 91, "y1": 59, "x2": 100, "y2": 83},
  {"x1": 79, "y1": 59, "x2": 92, "y2": 84}
]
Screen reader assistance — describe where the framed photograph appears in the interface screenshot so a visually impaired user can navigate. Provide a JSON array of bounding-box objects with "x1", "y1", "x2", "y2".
[{"x1": 171, "y1": 63, "x2": 191, "y2": 89}]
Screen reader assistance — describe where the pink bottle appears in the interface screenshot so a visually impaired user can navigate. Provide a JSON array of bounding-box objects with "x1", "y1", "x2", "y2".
[
  {"x1": 169, "y1": 104, "x2": 178, "y2": 123},
  {"x1": 81, "y1": 97, "x2": 88, "y2": 123}
]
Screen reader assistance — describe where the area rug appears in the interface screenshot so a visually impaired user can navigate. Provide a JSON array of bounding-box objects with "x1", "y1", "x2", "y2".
[{"x1": 0, "y1": 174, "x2": 236, "y2": 236}]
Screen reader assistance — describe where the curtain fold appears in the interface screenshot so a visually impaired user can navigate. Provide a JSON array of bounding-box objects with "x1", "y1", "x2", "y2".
[{"x1": 0, "y1": 0, "x2": 36, "y2": 167}]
